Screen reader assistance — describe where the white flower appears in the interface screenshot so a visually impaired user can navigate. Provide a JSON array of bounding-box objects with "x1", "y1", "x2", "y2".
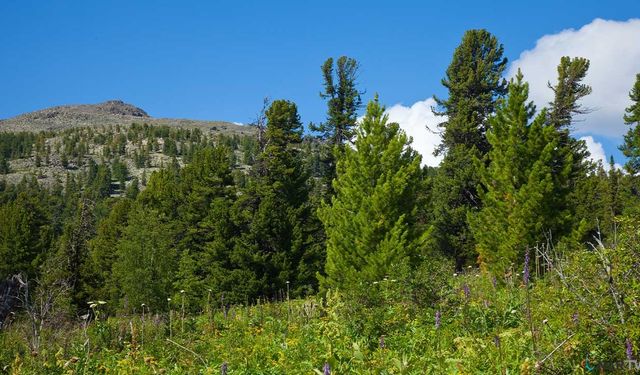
[
  {"x1": 511, "y1": 309, "x2": 517, "y2": 314},
  {"x1": 180, "y1": 290, "x2": 185, "y2": 294}
]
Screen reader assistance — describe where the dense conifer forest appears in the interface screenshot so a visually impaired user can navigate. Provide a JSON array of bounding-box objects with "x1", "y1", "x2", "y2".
[{"x1": 2, "y1": 29, "x2": 640, "y2": 373}]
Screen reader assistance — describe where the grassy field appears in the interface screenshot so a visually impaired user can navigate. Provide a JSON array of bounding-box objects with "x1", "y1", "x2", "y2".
[{"x1": 2, "y1": 247, "x2": 637, "y2": 375}]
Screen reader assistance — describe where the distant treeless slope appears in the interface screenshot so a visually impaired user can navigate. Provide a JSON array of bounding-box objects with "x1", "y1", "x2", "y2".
[{"x1": 0, "y1": 100, "x2": 255, "y2": 136}]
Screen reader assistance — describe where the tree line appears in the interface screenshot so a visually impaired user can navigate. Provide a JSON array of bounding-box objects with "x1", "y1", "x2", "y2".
[{"x1": 2, "y1": 29, "x2": 640, "y2": 317}]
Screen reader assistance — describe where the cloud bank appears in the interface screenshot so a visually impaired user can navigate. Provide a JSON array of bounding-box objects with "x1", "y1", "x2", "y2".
[
  {"x1": 385, "y1": 98, "x2": 444, "y2": 167},
  {"x1": 508, "y1": 18, "x2": 640, "y2": 137}
]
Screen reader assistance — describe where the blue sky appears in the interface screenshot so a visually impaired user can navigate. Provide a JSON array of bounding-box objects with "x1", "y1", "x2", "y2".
[{"x1": 1, "y1": 0, "x2": 639, "y2": 165}]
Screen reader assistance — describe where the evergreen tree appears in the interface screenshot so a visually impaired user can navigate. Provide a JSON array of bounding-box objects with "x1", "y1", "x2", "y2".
[
  {"x1": 547, "y1": 57, "x2": 593, "y2": 242},
  {"x1": 112, "y1": 204, "x2": 177, "y2": 312},
  {"x1": 51, "y1": 197, "x2": 96, "y2": 307},
  {"x1": 0, "y1": 155, "x2": 10, "y2": 174},
  {"x1": 620, "y1": 73, "x2": 640, "y2": 175},
  {"x1": 547, "y1": 57, "x2": 592, "y2": 130},
  {"x1": 87, "y1": 199, "x2": 132, "y2": 306},
  {"x1": 231, "y1": 100, "x2": 322, "y2": 301},
  {"x1": 430, "y1": 29, "x2": 508, "y2": 268},
  {"x1": 470, "y1": 72, "x2": 568, "y2": 274},
  {"x1": 319, "y1": 96, "x2": 424, "y2": 289},
  {"x1": 0, "y1": 192, "x2": 52, "y2": 279},
  {"x1": 312, "y1": 56, "x2": 364, "y2": 195}
]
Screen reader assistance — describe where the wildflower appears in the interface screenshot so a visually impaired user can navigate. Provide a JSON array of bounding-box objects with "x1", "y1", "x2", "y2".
[
  {"x1": 572, "y1": 312, "x2": 579, "y2": 325},
  {"x1": 523, "y1": 250, "x2": 530, "y2": 286},
  {"x1": 463, "y1": 284, "x2": 470, "y2": 300},
  {"x1": 542, "y1": 319, "x2": 548, "y2": 325},
  {"x1": 453, "y1": 273, "x2": 458, "y2": 277},
  {"x1": 180, "y1": 290, "x2": 185, "y2": 294},
  {"x1": 167, "y1": 298, "x2": 171, "y2": 302},
  {"x1": 627, "y1": 338, "x2": 634, "y2": 361},
  {"x1": 435, "y1": 310, "x2": 441, "y2": 330},
  {"x1": 492, "y1": 276, "x2": 497, "y2": 289},
  {"x1": 323, "y1": 362, "x2": 331, "y2": 375},
  {"x1": 379, "y1": 335, "x2": 385, "y2": 349},
  {"x1": 221, "y1": 361, "x2": 228, "y2": 375},
  {"x1": 493, "y1": 335, "x2": 501, "y2": 348}
]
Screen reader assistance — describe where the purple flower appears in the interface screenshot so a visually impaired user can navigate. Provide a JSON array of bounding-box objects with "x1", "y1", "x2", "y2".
[
  {"x1": 379, "y1": 335, "x2": 385, "y2": 349},
  {"x1": 523, "y1": 250, "x2": 530, "y2": 286},
  {"x1": 435, "y1": 310, "x2": 441, "y2": 330},
  {"x1": 626, "y1": 338, "x2": 634, "y2": 361},
  {"x1": 572, "y1": 312, "x2": 579, "y2": 325},
  {"x1": 463, "y1": 284, "x2": 470, "y2": 300},
  {"x1": 323, "y1": 362, "x2": 331, "y2": 375},
  {"x1": 493, "y1": 335, "x2": 501, "y2": 348},
  {"x1": 492, "y1": 276, "x2": 497, "y2": 289},
  {"x1": 221, "y1": 362, "x2": 228, "y2": 375}
]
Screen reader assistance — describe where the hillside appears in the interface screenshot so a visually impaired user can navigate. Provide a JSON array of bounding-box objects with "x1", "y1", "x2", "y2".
[
  {"x1": 0, "y1": 100, "x2": 253, "y2": 136},
  {"x1": 0, "y1": 100, "x2": 258, "y2": 190}
]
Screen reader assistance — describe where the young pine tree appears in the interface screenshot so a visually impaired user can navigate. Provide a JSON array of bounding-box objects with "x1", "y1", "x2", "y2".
[
  {"x1": 319, "y1": 96, "x2": 425, "y2": 290},
  {"x1": 470, "y1": 71, "x2": 567, "y2": 275}
]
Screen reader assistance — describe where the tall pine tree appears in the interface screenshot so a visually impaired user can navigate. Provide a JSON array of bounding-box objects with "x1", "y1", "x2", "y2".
[
  {"x1": 430, "y1": 29, "x2": 508, "y2": 268},
  {"x1": 620, "y1": 73, "x2": 640, "y2": 175},
  {"x1": 312, "y1": 56, "x2": 363, "y2": 196}
]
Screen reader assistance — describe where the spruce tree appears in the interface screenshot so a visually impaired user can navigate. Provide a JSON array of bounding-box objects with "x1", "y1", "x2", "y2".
[
  {"x1": 319, "y1": 96, "x2": 424, "y2": 289},
  {"x1": 430, "y1": 29, "x2": 508, "y2": 268},
  {"x1": 620, "y1": 73, "x2": 640, "y2": 175}
]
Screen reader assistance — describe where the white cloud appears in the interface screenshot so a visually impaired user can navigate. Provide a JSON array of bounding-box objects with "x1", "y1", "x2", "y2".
[
  {"x1": 385, "y1": 98, "x2": 444, "y2": 167},
  {"x1": 508, "y1": 18, "x2": 640, "y2": 137},
  {"x1": 580, "y1": 136, "x2": 622, "y2": 171}
]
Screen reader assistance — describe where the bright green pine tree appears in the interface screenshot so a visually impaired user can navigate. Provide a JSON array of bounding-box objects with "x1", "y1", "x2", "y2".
[
  {"x1": 470, "y1": 71, "x2": 567, "y2": 275},
  {"x1": 620, "y1": 73, "x2": 640, "y2": 175},
  {"x1": 319, "y1": 96, "x2": 425, "y2": 289},
  {"x1": 430, "y1": 29, "x2": 508, "y2": 268}
]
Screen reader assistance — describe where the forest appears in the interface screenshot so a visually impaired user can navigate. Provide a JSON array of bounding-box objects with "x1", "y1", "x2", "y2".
[{"x1": 1, "y1": 29, "x2": 640, "y2": 373}]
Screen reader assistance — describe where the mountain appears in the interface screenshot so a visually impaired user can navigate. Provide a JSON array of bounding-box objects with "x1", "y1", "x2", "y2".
[{"x1": 0, "y1": 100, "x2": 253, "y2": 136}]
